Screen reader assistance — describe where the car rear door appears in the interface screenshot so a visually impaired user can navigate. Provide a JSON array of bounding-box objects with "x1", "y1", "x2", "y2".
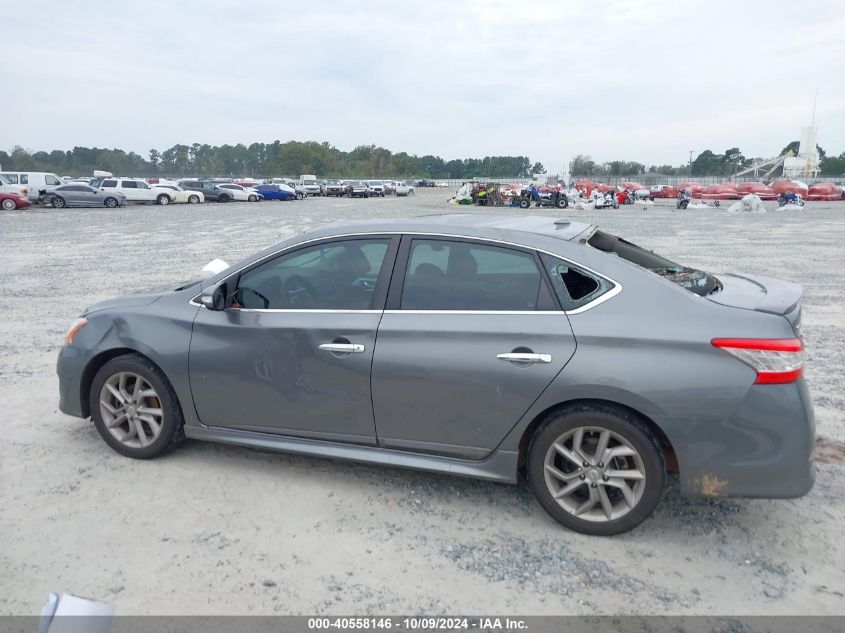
[
  {"x1": 371, "y1": 236, "x2": 577, "y2": 459},
  {"x1": 189, "y1": 235, "x2": 399, "y2": 443}
]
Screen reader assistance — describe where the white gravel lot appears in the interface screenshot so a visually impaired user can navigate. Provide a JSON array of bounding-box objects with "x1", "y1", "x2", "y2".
[{"x1": 1, "y1": 189, "x2": 843, "y2": 615}]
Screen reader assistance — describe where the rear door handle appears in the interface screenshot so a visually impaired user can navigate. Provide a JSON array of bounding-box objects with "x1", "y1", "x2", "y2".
[
  {"x1": 496, "y1": 352, "x2": 552, "y2": 364},
  {"x1": 319, "y1": 343, "x2": 365, "y2": 354}
]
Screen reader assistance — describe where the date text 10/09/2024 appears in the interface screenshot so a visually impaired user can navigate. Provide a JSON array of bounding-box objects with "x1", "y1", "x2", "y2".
[{"x1": 307, "y1": 618, "x2": 528, "y2": 630}]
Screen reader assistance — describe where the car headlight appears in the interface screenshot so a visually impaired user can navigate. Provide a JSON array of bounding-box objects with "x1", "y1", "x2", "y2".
[{"x1": 65, "y1": 317, "x2": 88, "y2": 345}]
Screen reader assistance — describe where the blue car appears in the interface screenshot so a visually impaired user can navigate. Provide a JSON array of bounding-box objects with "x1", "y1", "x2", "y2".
[{"x1": 254, "y1": 184, "x2": 296, "y2": 201}]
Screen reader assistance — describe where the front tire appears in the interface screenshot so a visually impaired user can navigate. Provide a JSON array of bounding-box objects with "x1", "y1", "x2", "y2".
[
  {"x1": 527, "y1": 404, "x2": 665, "y2": 535},
  {"x1": 52, "y1": 196, "x2": 66, "y2": 208},
  {"x1": 104, "y1": 197, "x2": 118, "y2": 208},
  {"x1": 90, "y1": 354, "x2": 185, "y2": 459},
  {"x1": 248, "y1": 194, "x2": 257, "y2": 202},
  {"x1": 2, "y1": 198, "x2": 16, "y2": 210},
  {"x1": 518, "y1": 197, "x2": 531, "y2": 209}
]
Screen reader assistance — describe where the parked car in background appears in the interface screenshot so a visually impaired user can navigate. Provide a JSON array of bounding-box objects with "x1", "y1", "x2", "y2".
[
  {"x1": 153, "y1": 184, "x2": 204, "y2": 205},
  {"x1": 434, "y1": 181, "x2": 448, "y2": 187},
  {"x1": 99, "y1": 178, "x2": 171, "y2": 204},
  {"x1": 299, "y1": 174, "x2": 321, "y2": 196},
  {"x1": 253, "y1": 184, "x2": 297, "y2": 201},
  {"x1": 345, "y1": 181, "x2": 370, "y2": 198},
  {"x1": 217, "y1": 183, "x2": 262, "y2": 202},
  {"x1": 416, "y1": 179, "x2": 436, "y2": 187},
  {"x1": 366, "y1": 180, "x2": 386, "y2": 197},
  {"x1": 0, "y1": 174, "x2": 28, "y2": 199},
  {"x1": 394, "y1": 181, "x2": 415, "y2": 197},
  {"x1": 180, "y1": 181, "x2": 233, "y2": 203},
  {"x1": 45, "y1": 184, "x2": 126, "y2": 208},
  {"x1": 0, "y1": 192, "x2": 31, "y2": 210},
  {"x1": 0, "y1": 171, "x2": 62, "y2": 201},
  {"x1": 324, "y1": 180, "x2": 345, "y2": 196}
]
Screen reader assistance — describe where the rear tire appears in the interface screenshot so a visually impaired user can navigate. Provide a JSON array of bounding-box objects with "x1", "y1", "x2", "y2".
[
  {"x1": 555, "y1": 195, "x2": 568, "y2": 209},
  {"x1": 218, "y1": 194, "x2": 229, "y2": 203},
  {"x1": 157, "y1": 194, "x2": 170, "y2": 205},
  {"x1": 527, "y1": 404, "x2": 665, "y2": 535},
  {"x1": 188, "y1": 195, "x2": 200, "y2": 204},
  {"x1": 89, "y1": 354, "x2": 185, "y2": 459},
  {"x1": 518, "y1": 197, "x2": 530, "y2": 209}
]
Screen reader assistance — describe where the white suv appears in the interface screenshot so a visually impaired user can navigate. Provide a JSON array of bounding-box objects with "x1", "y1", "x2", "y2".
[{"x1": 99, "y1": 178, "x2": 170, "y2": 204}]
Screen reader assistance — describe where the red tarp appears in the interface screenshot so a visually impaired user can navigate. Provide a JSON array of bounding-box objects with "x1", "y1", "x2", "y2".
[
  {"x1": 735, "y1": 182, "x2": 778, "y2": 200},
  {"x1": 806, "y1": 182, "x2": 843, "y2": 201},
  {"x1": 770, "y1": 180, "x2": 809, "y2": 195},
  {"x1": 699, "y1": 183, "x2": 740, "y2": 200}
]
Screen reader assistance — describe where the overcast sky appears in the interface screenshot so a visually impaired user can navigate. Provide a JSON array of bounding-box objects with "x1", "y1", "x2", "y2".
[{"x1": 4, "y1": 0, "x2": 843, "y2": 174}]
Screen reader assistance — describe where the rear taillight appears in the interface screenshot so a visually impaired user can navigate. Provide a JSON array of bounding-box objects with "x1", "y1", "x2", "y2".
[{"x1": 711, "y1": 338, "x2": 804, "y2": 384}]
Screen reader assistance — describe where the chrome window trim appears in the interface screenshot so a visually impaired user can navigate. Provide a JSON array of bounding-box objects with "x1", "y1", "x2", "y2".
[{"x1": 190, "y1": 231, "x2": 622, "y2": 315}]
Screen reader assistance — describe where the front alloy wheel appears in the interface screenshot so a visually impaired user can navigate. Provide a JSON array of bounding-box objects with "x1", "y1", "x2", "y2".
[
  {"x1": 528, "y1": 405, "x2": 665, "y2": 535},
  {"x1": 90, "y1": 354, "x2": 184, "y2": 459},
  {"x1": 99, "y1": 372, "x2": 164, "y2": 449}
]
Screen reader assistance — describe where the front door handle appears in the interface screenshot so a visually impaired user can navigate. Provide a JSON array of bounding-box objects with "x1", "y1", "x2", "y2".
[
  {"x1": 319, "y1": 343, "x2": 365, "y2": 354},
  {"x1": 496, "y1": 352, "x2": 552, "y2": 364}
]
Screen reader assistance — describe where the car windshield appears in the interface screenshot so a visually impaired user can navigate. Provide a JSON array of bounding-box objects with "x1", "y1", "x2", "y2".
[
  {"x1": 303, "y1": 180, "x2": 317, "y2": 185},
  {"x1": 587, "y1": 229, "x2": 722, "y2": 296}
]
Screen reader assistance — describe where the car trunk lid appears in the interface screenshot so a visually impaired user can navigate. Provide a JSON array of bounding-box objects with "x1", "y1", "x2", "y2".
[{"x1": 708, "y1": 272, "x2": 803, "y2": 329}]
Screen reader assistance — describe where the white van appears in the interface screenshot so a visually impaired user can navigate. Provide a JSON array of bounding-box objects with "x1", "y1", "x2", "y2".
[
  {"x1": 0, "y1": 171, "x2": 62, "y2": 201},
  {"x1": 299, "y1": 174, "x2": 321, "y2": 196}
]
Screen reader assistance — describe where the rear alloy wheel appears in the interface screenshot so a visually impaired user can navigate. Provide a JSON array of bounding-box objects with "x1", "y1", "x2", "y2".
[
  {"x1": 2, "y1": 198, "x2": 16, "y2": 210},
  {"x1": 90, "y1": 354, "x2": 184, "y2": 459},
  {"x1": 104, "y1": 197, "x2": 118, "y2": 208},
  {"x1": 528, "y1": 405, "x2": 665, "y2": 535},
  {"x1": 52, "y1": 196, "x2": 66, "y2": 208},
  {"x1": 188, "y1": 195, "x2": 200, "y2": 204},
  {"x1": 157, "y1": 194, "x2": 170, "y2": 205}
]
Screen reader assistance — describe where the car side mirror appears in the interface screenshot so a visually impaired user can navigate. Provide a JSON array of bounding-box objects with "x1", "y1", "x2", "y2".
[{"x1": 200, "y1": 286, "x2": 227, "y2": 311}]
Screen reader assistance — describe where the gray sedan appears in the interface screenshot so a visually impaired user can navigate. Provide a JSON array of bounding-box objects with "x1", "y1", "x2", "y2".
[
  {"x1": 56, "y1": 214, "x2": 814, "y2": 534},
  {"x1": 46, "y1": 184, "x2": 127, "y2": 208}
]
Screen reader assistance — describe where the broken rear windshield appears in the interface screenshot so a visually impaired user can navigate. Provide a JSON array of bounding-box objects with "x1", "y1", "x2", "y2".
[{"x1": 587, "y1": 230, "x2": 721, "y2": 296}]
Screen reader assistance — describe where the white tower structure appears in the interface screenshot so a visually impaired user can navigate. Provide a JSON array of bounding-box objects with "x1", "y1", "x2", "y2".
[{"x1": 783, "y1": 96, "x2": 821, "y2": 180}]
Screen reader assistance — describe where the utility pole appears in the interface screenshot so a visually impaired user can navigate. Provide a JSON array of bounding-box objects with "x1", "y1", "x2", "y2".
[{"x1": 688, "y1": 150, "x2": 693, "y2": 175}]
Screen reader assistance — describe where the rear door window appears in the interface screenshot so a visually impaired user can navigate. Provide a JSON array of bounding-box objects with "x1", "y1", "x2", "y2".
[
  {"x1": 101, "y1": 180, "x2": 117, "y2": 188},
  {"x1": 121, "y1": 180, "x2": 138, "y2": 188},
  {"x1": 401, "y1": 239, "x2": 542, "y2": 311}
]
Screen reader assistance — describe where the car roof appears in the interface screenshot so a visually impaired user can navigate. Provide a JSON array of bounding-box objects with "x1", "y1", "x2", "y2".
[{"x1": 295, "y1": 214, "x2": 595, "y2": 244}]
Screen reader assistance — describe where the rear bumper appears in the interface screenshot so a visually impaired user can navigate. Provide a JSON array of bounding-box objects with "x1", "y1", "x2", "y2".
[
  {"x1": 658, "y1": 379, "x2": 815, "y2": 498},
  {"x1": 57, "y1": 345, "x2": 89, "y2": 418}
]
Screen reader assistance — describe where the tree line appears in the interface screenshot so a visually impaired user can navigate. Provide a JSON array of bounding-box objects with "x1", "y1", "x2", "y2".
[
  {"x1": 570, "y1": 142, "x2": 845, "y2": 178},
  {"x1": 0, "y1": 142, "x2": 544, "y2": 179}
]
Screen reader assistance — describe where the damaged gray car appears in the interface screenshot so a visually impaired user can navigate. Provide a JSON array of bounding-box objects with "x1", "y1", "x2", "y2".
[{"x1": 57, "y1": 214, "x2": 814, "y2": 535}]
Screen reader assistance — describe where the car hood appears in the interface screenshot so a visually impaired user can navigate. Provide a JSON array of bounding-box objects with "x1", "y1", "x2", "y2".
[{"x1": 82, "y1": 279, "x2": 201, "y2": 315}]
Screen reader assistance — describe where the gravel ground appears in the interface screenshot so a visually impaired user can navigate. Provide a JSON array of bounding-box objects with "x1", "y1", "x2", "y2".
[{"x1": 1, "y1": 189, "x2": 844, "y2": 615}]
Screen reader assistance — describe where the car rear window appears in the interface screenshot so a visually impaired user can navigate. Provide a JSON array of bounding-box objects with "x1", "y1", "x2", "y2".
[{"x1": 587, "y1": 230, "x2": 721, "y2": 296}]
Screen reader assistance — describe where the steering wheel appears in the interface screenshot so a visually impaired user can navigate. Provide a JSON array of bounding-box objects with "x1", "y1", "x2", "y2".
[{"x1": 285, "y1": 275, "x2": 319, "y2": 307}]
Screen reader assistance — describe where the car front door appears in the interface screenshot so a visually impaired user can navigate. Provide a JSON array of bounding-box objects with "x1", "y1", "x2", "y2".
[
  {"x1": 189, "y1": 236, "x2": 399, "y2": 444},
  {"x1": 371, "y1": 236, "x2": 578, "y2": 459}
]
